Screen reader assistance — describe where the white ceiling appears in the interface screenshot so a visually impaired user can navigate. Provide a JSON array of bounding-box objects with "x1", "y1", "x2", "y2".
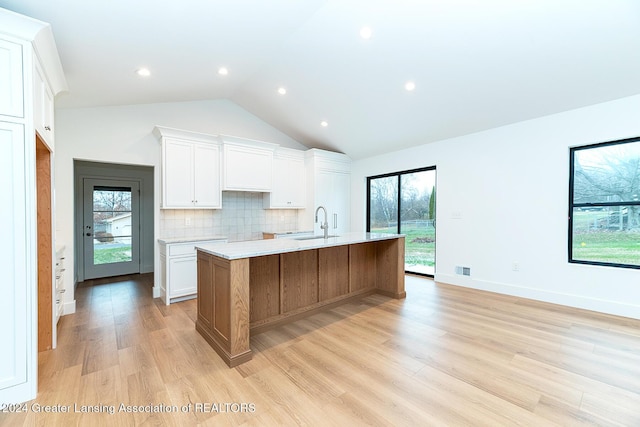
[{"x1": 2, "y1": 0, "x2": 640, "y2": 159}]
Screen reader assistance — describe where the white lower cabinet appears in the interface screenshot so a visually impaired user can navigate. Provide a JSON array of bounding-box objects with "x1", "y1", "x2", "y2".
[{"x1": 159, "y1": 239, "x2": 227, "y2": 304}]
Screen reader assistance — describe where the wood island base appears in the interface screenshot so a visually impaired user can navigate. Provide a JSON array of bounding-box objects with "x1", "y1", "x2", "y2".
[{"x1": 196, "y1": 236, "x2": 405, "y2": 367}]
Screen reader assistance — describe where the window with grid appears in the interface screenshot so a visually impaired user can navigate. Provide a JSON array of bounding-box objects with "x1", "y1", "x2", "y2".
[{"x1": 569, "y1": 137, "x2": 640, "y2": 269}]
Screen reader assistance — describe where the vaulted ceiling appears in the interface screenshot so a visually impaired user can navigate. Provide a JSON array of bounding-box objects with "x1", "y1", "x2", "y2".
[{"x1": 2, "y1": 0, "x2": 640, "y2": 159}]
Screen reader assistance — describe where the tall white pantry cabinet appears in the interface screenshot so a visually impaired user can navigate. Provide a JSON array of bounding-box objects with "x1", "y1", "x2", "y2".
[
  {"x1": 0, "y1": 8, "x2": 67, "y2": 404},
  {"x1": 303, "y1": 148, "x2": 352, "y2": 236}
]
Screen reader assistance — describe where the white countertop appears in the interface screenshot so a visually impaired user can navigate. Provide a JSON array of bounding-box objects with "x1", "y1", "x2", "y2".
[
  {"x1": 262, "y1": 230, "x2": 313, "y2": 236},
  {"x1": 158, "y1": 235, "x2": 228, "y2": 244},
  {"x1": 196, "y1": 232, "x2": 404, "y2": 260}
]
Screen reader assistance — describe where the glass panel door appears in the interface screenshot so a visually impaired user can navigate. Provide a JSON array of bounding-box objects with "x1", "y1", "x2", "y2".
[
  {"x1": 83, "y1": 178, "x2": 140, "y2": 279},
  {"x1": 400, "y1": 170, "x2": 436, "y2": 275},
  {"x1": 368, "y1": 175, "x2": 398, "y2": 234},
  {"x1": 367, "y1": 167, "x2": 436, "y2": 276}
]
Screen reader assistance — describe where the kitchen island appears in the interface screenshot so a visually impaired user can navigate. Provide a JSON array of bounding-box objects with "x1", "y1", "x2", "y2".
[{"x1": 195, "y1": 232, "x2": 405, "y2": 367}]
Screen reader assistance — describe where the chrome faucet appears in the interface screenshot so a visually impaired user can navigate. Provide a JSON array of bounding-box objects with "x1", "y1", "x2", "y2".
[{"x1": 315, "y1": 205, "x2": 329, "y2": 238}]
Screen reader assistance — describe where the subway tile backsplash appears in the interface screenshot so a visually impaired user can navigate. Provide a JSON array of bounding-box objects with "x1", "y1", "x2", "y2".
[{"x1": 159, "y1": 192, "x2": 300, "y2": 241}]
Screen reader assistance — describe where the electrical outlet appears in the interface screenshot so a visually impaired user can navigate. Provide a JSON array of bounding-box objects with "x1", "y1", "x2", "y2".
[
  {"x1": 512, "y1": 262, "x2": 520, "y2": 271},
  {"x1": 185, "y1": 217, "x2": 192, "y2": 226}
]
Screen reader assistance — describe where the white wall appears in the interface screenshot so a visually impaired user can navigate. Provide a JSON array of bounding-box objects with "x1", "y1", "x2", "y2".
[
  {"x1": 351, "y1": 94, "x2": 640, "y2": 319},
  {"x1": 55, "y1": 99, "x2": 307, "y2": 312}
]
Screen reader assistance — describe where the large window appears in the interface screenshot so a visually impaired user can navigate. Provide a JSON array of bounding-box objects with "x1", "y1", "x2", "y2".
[
  {"x1": 367, "y1": 167, "x2": 436, "y2": 276},
  {"x1": 569, "y1": 137, "x2": 640, "y2": 269}
]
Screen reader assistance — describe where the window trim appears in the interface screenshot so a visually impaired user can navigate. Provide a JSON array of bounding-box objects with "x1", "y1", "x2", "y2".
[{"x1": 568, "y1": 136, "x2": 640, "y2": 270}]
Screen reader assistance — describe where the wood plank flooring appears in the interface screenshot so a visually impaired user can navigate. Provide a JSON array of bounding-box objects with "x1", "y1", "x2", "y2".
[{"x1": 2, "y1": 274, "x2": 640, "y2": 426}]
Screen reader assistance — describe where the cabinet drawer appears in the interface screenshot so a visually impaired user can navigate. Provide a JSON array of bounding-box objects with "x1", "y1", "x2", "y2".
[
  {"x1": 168, "y1": 243, "x2": 198, "y2": 256},
  {"x1": 168, "y1": 239, "x2": 227, "y2": 256}
]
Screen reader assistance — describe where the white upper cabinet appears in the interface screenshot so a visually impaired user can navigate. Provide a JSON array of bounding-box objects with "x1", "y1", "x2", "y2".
[
  {"x1": 33, "y1": 58, "x2": 54, "y2": 149},
  {"x1": 154, "y1": 126, "x2": 222, "y2": 209},
  {"x1": 264, "y1": 147, "x2": 306, "y2": 209},
  {"x1": 220, "y1": 135, "x2": 278, "y2": 192},
  {"x1": 0, "y1": 38, "x2": 24, "y2": 118}
]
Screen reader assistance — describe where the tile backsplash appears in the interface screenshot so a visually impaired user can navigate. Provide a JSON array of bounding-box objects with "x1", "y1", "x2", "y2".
[{"x1": 159, "y1": 192, "x2": 300, "y2": 241}]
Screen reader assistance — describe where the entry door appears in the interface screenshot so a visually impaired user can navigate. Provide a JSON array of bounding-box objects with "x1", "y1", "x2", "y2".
[{"x1": 83, "y1": 179, "x2": 140, "y2": 279}]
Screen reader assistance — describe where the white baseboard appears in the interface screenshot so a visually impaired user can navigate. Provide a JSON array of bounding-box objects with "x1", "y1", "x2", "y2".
[
  {"x1": 152, "y1": 285, "x2": 161, "y2": 299},
  {"x1": 63, "y1": 300, "x2": 76, "y2": 315},
  {"x1": 435, "y1": 273, "x2": 640, "y2": 320}
]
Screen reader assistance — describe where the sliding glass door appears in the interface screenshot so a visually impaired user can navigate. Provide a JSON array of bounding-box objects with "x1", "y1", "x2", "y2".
[{"x1": 367, "y1": 167, "x2": 436, "y2": 276}]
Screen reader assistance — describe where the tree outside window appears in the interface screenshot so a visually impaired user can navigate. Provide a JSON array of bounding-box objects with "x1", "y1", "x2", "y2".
[{"x1": 569, "y1": 137, "x2": 640, "y2": 269}]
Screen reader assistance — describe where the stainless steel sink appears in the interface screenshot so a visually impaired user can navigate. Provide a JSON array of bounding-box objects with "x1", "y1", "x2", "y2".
[{"x1": 294, "y1": 235, "x2": 339, "y2": 241}]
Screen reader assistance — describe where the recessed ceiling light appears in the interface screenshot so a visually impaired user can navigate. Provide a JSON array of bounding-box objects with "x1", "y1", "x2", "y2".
[
  {"x1": 320, "y1": 120, "x2": 328, "y2": 127},
  {"x1": 360, "y1": 26, "x2": 373, "y2": 40},
  {"x1": 218, "y1": 67, "x2": 229, "y2": 76},
  {"x1": 136, "y1": 68, "x2": 151, "y2": 77},
  {"x1": 405, "y1": 81, "x2": 416, "y2": 91},
  {"x1": 277, "y1": 87, "x2": 287, "y2": 95}
]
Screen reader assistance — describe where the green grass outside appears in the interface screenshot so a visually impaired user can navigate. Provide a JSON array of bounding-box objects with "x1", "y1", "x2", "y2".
[
  {"x1": 572, "y1": 231, "x2": 640, "y2": 265},
  {"x1": 94, "y1": 246, "x2": 132, "y2": 265},
  {"x1": 572, "y1": 210, "x2": 640, "y2": 265},
  {"x1": 372, "y1": 225, "x2": 435, "y2": 267}
]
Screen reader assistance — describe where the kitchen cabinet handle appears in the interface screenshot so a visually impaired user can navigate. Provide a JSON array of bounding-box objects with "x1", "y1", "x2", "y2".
[
  {"x1": 333, "y1": 213, "x2": 337, "y2": 229},
  {"x1": 44, "y1": 125, "x2": 51, "y2": 131}
]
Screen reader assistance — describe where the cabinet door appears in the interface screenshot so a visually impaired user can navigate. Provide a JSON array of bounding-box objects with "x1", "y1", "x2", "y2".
[
  {"x1": 316, "y1": 170, "x2": 350, "y2": 235},
  {"x1": 43, "y1": 83, "x2": 54, "y2": 141},
  {"x1": 193, "y1": 143, "x2": 221, "y2": 208},
  {"x1": 163, "y1": 139, "x2": 194, "y2": 207},
  {"x1": 270, "y1": 155, "x2": 305, "y2": 208},
  {"x1": 0, "y1": 39, "x2": 24, "y2": 118},
  {"x1": 331, "y1": 171, "x2": 351, "y2": 235},
  {"x1": 33, "y1": 61, "x2": 55, "y2": 149},
  {"x1": 285, "y1": 156, "x2": 306, "y2": 207},
  {"x1": 168, "y1": 256, "x2": 197, "y2": 298},
  {"x1": 0, "y1": 121, "x2": 28, "y2": 392},
  {"x1": 33, "y1": 62, "x2": 44, "y2": 133},
  {"x1": 224, "y1": 145, "x2": 272, "y2": 191}
]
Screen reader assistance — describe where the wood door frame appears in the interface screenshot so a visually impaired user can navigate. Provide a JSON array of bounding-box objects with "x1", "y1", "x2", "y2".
[{"x1": 36, "y1": 134, "x2": 54, "y2": 352}]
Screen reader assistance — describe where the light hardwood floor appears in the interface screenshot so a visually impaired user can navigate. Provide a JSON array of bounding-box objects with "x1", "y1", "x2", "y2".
[{"x1": 2, "y1": 274, "x2": 639, "y2": 426}]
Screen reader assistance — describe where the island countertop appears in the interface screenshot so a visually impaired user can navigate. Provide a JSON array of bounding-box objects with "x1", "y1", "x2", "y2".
[
  {"x1": 195, "y1": 231, "x2": 404, "y2": 260},
  {"x1": 195, "y1": 231, "x2": 406, "y2": 367}
]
